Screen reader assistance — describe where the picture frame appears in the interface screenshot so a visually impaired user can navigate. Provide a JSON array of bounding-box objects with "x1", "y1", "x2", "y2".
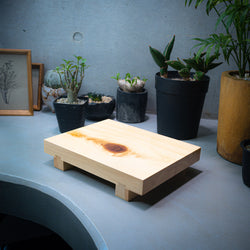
[
  {"x1": 0, "y1": 49, "x2": 33, "y2": 116},
  {"x1": 32, "y1": 63, "x2": 44, "y2": 111}
]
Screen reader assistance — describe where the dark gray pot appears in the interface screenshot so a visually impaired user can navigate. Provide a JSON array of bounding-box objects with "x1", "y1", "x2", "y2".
[
  {"x1": 116, "y1": 87, "x2": 147, "y2": 123},
  {"x1": 155, "y1": 71, "x2": 209, "y2": 139},
  {"x1": 84, "y1": 95, "x2": 115, "y2": 121},
  {"x1": 53, "y1": 96, "x2": 88, "y2": 133}
]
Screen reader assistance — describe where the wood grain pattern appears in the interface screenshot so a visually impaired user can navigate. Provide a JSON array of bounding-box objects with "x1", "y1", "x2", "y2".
[
  {"x1": 44, "y1": 119, "x2": 201, "y2": 201},
  {"x1": 217, "y1": 71, "x2": 250, "y2": 164}
]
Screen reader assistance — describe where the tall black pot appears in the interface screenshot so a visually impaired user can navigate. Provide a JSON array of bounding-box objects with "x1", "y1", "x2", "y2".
[
  {"x1": 240, "y1": 139, "x2": 250, "y2": 187},
  {"x1": 54, "y1": 96, "x2": 88, "y2": 133},
  {"x1": 155, "y1": 71, "x2": 209, "y2": 140},
  {"x1": 116, "y1": 87, "x2": 147, "y2": 123}
]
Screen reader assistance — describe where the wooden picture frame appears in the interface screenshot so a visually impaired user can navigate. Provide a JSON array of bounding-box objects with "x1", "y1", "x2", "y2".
[
  {"x1": 32, "y1": 63, "x2": 44, "y2": 111},
  {"x1": 0, "y1": 49, "x2": 33, "y2": 116}
]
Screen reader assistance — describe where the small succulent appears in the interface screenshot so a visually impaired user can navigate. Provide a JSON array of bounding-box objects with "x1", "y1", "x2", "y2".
[
  {"x1": 111, "y1": 73, "x2": 148, "y2": 92},
  {"x1": 166, "y1": 52, "x2": 222, "y2": 81},
  {"x1": 149, "y1": 35, "x2": 175, "y2": 78},
  {"x1": 87, "y1": 92, "x2": 103, "y2": 102},
  {"x1": 55, "y1": 55, "x2": 88, "y2": 104}
]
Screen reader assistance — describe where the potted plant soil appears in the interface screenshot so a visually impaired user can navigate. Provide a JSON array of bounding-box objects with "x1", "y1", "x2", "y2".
[
  {"x1": 186, "y1": 0, "x2": 250, "y2": 164},
  {"x1": 240, "y1": 139, "x2": 250, "y2": 187},
  {"x1": 112, "y1": 73, "x2": 148, "y2": 123},
  {"x1": 54, "y1": 55, "x2": 88, "y2": 133},
  {"x1": 42, "y1": 70, "x2": 66, "y2": 112},
  {"x1": 83, "y1": 92, "x2": 115, "y2": 121},
  {"x1": 150, "y1": 36, "x2": 222, "y2": 139}
]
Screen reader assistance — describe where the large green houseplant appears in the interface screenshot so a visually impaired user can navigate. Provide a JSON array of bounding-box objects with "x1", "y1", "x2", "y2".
[
  {"x1": 186, "y1": 0, "x2": 250, "y2": 164},
  {"x1": 53, "y1": 55, "x2": 88, "y2": 133}
]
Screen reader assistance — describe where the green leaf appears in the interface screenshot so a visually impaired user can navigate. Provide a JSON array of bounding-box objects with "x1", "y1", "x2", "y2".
[
  {"x1": 178, "y1": 68, "x2": 191, "y2": 79},
  {"x1": 166, "y1": 60, "x2": 186, "y2": 71},
  {"x1": 194, "y1": 71, "x2": 204, "y2": 81},
  {"x1": 149, "y1": 46, "x2": 166, "y2": 67},
  {"x1": 163, "y1": 35, "x2": 175, "y2": 60},
  {"x1": 111, "y1": 73, "x2": 120, "y2": 80}
]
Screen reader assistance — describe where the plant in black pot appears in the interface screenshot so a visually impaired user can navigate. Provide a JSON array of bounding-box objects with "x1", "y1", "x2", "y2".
[
  {"x1": 84, "y1": 92, "x2": 115, "y2": 121},
  {"x1": 54, "y1": 55, "x2": 88, "y2": 133},
  {"x1": 150, "y1": 38, "x2": 222, "y2": 139},
  {"x1": 112, "y1": 73, "x2": 148, "y2": 123}
]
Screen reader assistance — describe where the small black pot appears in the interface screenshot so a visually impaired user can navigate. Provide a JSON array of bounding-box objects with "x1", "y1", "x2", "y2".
[
  {"x1": 240, "y1": 139, "x2": 250, "y2": 187},
  {"x1": 116, "y1": 87, "x2": 147, "y2": 123},
  {"x1": 53, "y1": 96, "x2": 88, "y2": 133},
  {"x1": 155, "y1": 71, "x2": 209, "y2": 139},
  {"x1": 84, "y1": 95, "x2": 115, "y2": 121}
]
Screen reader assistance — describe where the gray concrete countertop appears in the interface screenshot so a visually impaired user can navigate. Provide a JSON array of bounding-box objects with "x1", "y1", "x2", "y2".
[{"x1": 0, "y1": 109, "x2": 249, "y2": 250}]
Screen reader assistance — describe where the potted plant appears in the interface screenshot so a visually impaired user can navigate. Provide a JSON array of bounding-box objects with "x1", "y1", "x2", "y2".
[
  {"x1": 54, "y1": 55, "x2": 88, "y2": 133},
  {"x1": 42, "y1": 70, "x2": 66, "y2": 112},
  {"x1": 185, "y1": 0, "x2": 250, "y2": 163},
  {"x1": 150, "y1": 37, "x2": 222, "y2": 139},
  {"x1": 240, "y1": 139, "x2": 250, "y2": 187},
  {"x1": 111, "y1": 73, "x2": 148, "y2": 123},
  {"x1": 83, "y1": 92, "x2": 115, "y2": 121}
]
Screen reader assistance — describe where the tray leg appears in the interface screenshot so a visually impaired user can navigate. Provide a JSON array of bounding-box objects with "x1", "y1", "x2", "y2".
[
  {"x1": 115, "y1": 183, "x2": 138, "y2": 201},
  {"x1": 54, "y1": 155, "x2": 73, "y2": 171}
]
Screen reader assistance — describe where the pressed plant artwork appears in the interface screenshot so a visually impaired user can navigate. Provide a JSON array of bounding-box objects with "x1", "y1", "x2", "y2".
[{"x1": 0, "y1": 60, "x2": 17, "y2": 104}]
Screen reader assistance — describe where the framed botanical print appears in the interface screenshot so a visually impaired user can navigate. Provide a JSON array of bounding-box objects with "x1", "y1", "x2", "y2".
[{"x1": 0, "y1": 49, "x2": 33, "y2": 115}]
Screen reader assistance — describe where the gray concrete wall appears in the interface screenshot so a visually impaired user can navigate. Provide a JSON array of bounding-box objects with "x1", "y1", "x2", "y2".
[{"x1": 0, "y1": 0, "x2": 236, "y2": 117}]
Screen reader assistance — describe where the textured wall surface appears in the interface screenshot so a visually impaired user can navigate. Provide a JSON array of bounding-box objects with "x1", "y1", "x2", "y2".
[{"x1": 0, "y1": 0, "x2": 236, "y2": 117}]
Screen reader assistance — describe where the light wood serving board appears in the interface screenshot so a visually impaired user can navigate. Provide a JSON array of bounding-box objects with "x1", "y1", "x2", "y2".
[{"x1": 44, "y1": 119, "x2": 201, "y2": 201}]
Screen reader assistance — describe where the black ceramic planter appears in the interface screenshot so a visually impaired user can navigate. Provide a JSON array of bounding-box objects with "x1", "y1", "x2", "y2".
[
  {"x1": 84, "y1": 96, "x2": 115, "y2": 121},
  {"x1": 240, "y1": 139, "x2": 250, "y2": 187},
  {"x1": 155, "y1": 71, "x2": 209, "y2": 140},
  {"x1": 54, "y1": 96, "x2": 88, "y2": 133},
  {"x1": 116, "y1": 87, "x2": 147, "y2": 123}
]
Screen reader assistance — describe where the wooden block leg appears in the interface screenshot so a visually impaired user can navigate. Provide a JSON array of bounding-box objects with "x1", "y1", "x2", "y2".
[
  {"x1": 115, "y1": 183, "x2": 138, "y2": 201},
  {"x1": 54, "y1": 155, "x2": 73, "y2": 171}
]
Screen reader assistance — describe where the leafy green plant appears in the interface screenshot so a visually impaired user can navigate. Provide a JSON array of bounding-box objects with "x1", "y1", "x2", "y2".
[
  {"x1": 149, "y1": 35, "x2": 175, "y2": 78},
  {"x1": 112, "y1": 73, "x2": 148, "y2": 92},
  {"x1": 185, "y1": 0, "x2": 250, "y2": 78},
  {"x1": 55, "y1": 55, "x2": 88, "y2": 103},
  {"x1": 124, "y1": 73, "x2": 148, "y2": 87},
  {"x1": 111, "y1": 73, "x2": 121, "y2": 81},
  {"x1": 166, "y1": 58, "x2": 192, "y2": 80},
  {"x1": 167, "y1": 52, "x2": 222, "y2": 81},
  {"x1": 87, "y1": 92, "x2": 103, "y2": 102},
  {"x1": 112, "y1": 73, "x2": 148, "y2": 87}
]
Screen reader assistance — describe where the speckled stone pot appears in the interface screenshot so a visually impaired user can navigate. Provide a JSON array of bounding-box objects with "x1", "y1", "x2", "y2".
[
  {"x1": 116, "y1": 87, "x2": 147, "y2": 123},
  {"x1": 42, "y1": 84, "x2": 65, "y2": 112}
]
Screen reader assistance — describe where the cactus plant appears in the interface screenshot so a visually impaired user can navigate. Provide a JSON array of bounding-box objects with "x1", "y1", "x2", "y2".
[
  {"x1": 111, "y1": 73, "x2": 148, "y2": 93},
  {"x1": 44, "y1": 70, "x2": 63, "y2": 89},
  {"x1": 166, "y1": 52, "x2": 222, "y2": 81},
  {"x1": 149, "y1": 35, "x2": 175, "y2": 78},
  {"x1": 55, "y1": 55, "x2": 88, "y2": 104}
]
